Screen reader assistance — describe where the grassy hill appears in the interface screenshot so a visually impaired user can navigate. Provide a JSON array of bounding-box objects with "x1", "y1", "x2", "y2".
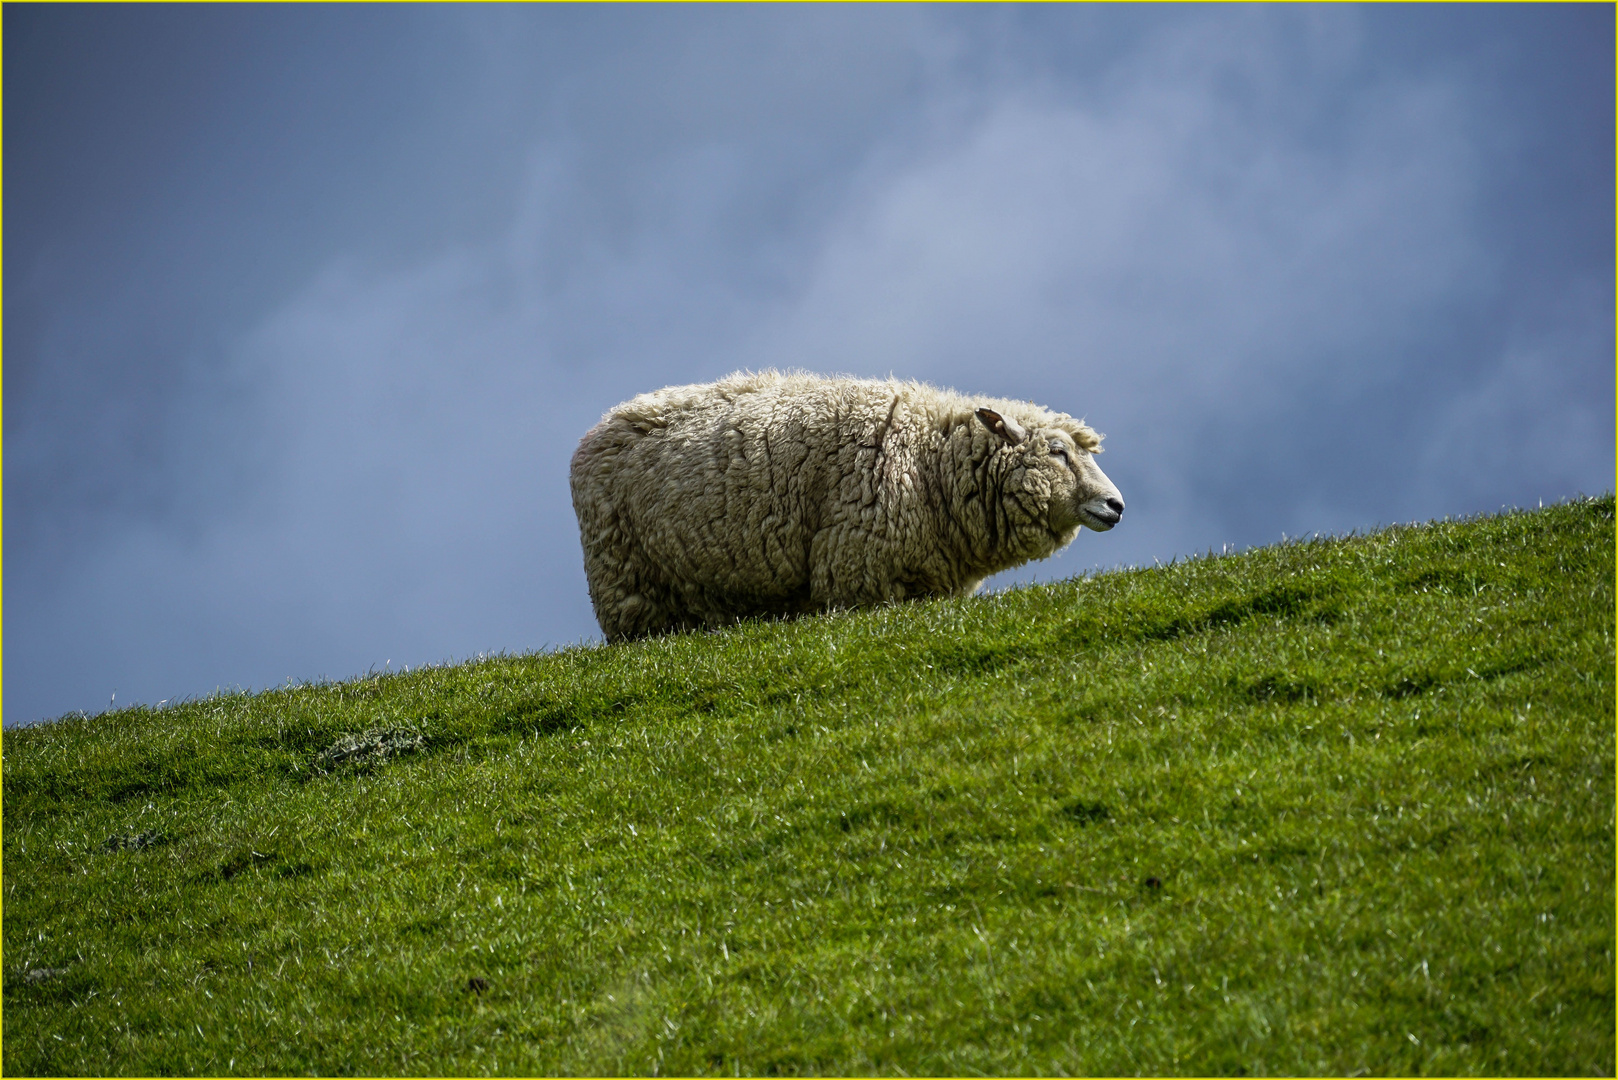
[{"x1": 4, "y1": 496, "x2": 1613, "y2": 1076}]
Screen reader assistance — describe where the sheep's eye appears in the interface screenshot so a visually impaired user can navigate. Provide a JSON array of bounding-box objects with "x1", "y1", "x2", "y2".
[{"x1": 1049, "y1": 443, "x2": 1069, "y2": 462}]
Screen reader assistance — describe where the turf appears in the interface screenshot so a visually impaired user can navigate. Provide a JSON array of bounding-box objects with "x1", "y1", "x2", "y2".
[{"x1": 4, "y1": 496, "x2": 1613, "y2": 1076}]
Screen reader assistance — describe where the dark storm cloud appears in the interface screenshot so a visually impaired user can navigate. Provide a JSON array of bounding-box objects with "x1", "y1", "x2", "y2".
[
  {"x1": 6, "y1": 6, "x2": 515, "y2": 563},
  {"x1": 6, "y1": 5, "x2": 1611, "y2": 724}
]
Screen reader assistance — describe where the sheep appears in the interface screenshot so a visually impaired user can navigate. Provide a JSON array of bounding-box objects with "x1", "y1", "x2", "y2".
[{"x1": 569, "y1": 370, "x2": 1124, "y2": 641}]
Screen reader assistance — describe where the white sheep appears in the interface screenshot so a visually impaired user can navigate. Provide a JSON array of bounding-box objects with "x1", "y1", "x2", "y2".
[{"x1": 570, "y1": 370, "x2": 1124, "y2": 641}]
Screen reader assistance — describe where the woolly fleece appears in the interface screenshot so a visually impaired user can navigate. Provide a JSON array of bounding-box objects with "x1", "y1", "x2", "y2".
[{"x1": 570, "y1": 370, "x2": 1124, "y2": 641}]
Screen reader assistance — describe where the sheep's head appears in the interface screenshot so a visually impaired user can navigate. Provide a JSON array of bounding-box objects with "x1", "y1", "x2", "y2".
[{"x1": 976, "y1": 407, "x2": 1124, "y2": 538}]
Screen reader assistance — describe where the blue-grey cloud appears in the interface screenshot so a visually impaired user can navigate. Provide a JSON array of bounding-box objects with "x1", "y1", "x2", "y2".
[{"x1": 6, "y1": 5, "x2": 1611, "y2": 724}]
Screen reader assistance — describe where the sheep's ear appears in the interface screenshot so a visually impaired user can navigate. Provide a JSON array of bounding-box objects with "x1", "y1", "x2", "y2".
[{"x1": 976, "y1": 407, "x2": 1027, "y2": 445}]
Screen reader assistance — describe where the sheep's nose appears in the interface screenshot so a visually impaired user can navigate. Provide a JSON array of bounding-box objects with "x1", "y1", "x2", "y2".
[{"x1": 1105, "y1": 496, "x2": 1125, "y2": 517}]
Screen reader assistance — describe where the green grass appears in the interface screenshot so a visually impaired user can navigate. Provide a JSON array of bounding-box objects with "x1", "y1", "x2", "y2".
[{"x1": 5, "y1": 496, "x2": 1613, "y2": 1076}]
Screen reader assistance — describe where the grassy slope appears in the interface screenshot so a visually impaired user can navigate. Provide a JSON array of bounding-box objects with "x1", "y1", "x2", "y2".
[{"x1": 3, "y1": 497, "x2": 1613, "y2": 1077}]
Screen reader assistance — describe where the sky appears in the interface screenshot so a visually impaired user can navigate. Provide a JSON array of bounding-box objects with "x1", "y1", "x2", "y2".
[{"x1": 5, "y1": 4, "x2": 1613, "y2": 726}]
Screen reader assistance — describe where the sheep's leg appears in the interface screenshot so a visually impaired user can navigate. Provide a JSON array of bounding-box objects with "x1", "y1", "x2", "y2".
[
  {"x1": 581, "y1": 529, "x2": 683, "y2": 640},
  {"x1": 809, "y1": 526, "x2": 910, "y2": 609}
]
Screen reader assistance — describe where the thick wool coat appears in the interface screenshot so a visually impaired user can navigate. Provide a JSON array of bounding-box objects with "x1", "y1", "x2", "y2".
[{"x1": 570, "y1": 370, "x2": 1122, "y2": 641}]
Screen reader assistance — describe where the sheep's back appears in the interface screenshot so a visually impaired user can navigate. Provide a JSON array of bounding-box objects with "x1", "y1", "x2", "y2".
[{"x1": 576, "y1": 374, "x2": 900, "y2": 603}]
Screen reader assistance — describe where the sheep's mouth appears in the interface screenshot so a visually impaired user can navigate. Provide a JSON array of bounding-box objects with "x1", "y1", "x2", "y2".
[{"x1": 1077, "y1": 502, "x2": 1122, "y2": 531}]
